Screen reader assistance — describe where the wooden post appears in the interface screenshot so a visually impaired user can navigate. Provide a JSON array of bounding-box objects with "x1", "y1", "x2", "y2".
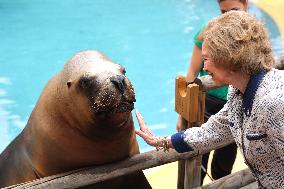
[
  {"x1": 175, "y1": 75, "x2": 206, "y2": 189},
  {"x1": 175, "y1": 76, "x2": 199, "y2": 123}
]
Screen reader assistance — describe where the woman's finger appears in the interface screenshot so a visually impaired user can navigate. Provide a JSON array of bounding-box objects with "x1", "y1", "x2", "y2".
[
  {"x1": 135, "y1": 110, "x2": 151, "y2": 133},
  {"x1": 135, "y1": 110, "x2": 158, "y2": 146},
  {"x1": 135, "y1": 110, "x2": 146, "y2": 126}
]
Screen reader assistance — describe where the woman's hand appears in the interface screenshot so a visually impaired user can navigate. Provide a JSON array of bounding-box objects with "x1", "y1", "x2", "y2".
[
  {"x1": 135, "y1": 110, "x2": 159, "y2": 147},
  {"x1": 135, "y1": 110, "x2": 173, "y2": 151}
]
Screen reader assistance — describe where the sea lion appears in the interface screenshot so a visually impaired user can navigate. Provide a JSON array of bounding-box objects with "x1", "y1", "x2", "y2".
[{"x1": 0, "y1": 50, "x2": 151, "y2": 189}]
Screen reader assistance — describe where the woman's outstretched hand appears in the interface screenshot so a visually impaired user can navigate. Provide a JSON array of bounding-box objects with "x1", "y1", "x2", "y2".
[
  {"x1": 135, "y1": 110, "x2": 173, "y2": 151},
  {"x1": 135, "y1": 110, "x2": 158, "y2": 146}
]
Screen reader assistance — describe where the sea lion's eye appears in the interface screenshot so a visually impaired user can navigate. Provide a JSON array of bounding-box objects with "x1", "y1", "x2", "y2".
[
  {"x1": 78, "y1": 76, "x2": 92, "y2": 89},
  {"x1": 77, "y1": 75, "x2": 98, "y2": 91}
]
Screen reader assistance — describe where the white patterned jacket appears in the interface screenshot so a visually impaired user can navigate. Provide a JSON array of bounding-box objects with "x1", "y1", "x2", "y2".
[{"x1": 171, "y1": 69, "x2": 284, "y2": 189}]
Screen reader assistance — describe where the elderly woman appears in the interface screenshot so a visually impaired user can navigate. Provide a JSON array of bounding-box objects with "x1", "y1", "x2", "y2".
[{"x1": 136, "y1": 11, "x2": 284, "y2": 189}]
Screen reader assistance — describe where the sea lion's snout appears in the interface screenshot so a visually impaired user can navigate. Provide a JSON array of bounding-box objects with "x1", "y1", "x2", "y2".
[
  {"x1": 110, "y1": 75, "x2": 126, "y2": 94},
  {"x1": 108, "y1": 74, "x2": 136, "y2": 113},
  {"x1": 76, "y1": 72, "x2": 135, "y2": 114}
]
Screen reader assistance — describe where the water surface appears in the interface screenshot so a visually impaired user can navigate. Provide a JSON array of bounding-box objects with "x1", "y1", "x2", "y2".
[{"x1": 0, "y1": 0, "x2": 282, "y2": 152}]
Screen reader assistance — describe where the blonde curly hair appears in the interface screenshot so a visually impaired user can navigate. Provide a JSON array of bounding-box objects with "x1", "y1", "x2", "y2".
[{"x1": 202, "y1": 11, "x2": 274, "y2": 75}]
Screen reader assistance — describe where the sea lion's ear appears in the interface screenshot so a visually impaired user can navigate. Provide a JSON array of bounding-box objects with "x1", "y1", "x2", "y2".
[{"x1": 67, "y1": 80, "x2": 73, "y2": 88}]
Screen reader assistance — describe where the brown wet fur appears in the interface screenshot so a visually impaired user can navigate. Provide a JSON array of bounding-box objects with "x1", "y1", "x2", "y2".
[{"x1": 0, "y1": 50, "x2": 151, "y2": 189}]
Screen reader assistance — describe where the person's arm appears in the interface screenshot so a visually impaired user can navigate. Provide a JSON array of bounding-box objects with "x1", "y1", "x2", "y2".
[
  {"x1": 136, "y1": 103, "x2": 234, "y2": 153},
  {"x1": 186, "y1": 44, "x2": 203, "y2": 81},
  {"x1": 172, "y1": 102, "x2": 234, "y2": 153},
  {"x1": 266, "y1": 98, "x2": 284, "y2": 154}
]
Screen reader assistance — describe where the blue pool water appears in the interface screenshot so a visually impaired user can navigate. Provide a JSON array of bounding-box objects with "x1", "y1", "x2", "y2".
[{"x1": 0, "y1": 1, "x2": 282, "y2": 153}]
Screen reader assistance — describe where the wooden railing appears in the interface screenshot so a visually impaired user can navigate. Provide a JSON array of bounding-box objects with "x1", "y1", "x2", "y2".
[
  {"x1": 5, "y1": 57, "x2": 284, "y2": 189},
  {"x1": 194, "y1": 168, "x2": 255, "y2": 189},
  {"x1": 6, "y1": 142, "x2": 252, "y2": 189}
]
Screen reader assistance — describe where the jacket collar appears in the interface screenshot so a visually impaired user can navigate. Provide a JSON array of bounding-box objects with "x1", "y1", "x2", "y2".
[{"x1": 242, "y1": 70, "x2": 267, "y2": 116}]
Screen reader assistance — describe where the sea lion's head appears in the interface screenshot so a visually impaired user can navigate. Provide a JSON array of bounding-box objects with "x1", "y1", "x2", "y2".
[{"x1": 60, "y1": 50, "x2": 136, "y2": 131}]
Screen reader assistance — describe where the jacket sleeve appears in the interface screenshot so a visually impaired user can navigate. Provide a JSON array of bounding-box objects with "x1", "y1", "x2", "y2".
[
  {"x1": 171, "y1": 101, "x2": 235, "y2": 153},
  {"x1": 266, "y1": 98, "x2": 284, "y2": 155}
]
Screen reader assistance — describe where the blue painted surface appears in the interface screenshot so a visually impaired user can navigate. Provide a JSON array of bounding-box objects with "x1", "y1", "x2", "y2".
[{"x1": 0, "y1": 0, "x2": 282, "y2": 153}]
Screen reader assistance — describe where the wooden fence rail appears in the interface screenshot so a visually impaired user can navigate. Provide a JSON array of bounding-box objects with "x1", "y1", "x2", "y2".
[
  {"x1": 6, "y1": 142, "x2": 233, "y2": 189},
  {"x1": 194, "y1": 168, "x2": 255, "y2": 189}
]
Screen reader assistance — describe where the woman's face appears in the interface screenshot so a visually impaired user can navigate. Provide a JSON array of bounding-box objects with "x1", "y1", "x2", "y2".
[
  {"x1": 219, "y1": 0, "x2": 248, "y2": 14},
  {"x1": 202, "y1": 42, "x2": 231, "y2": 86}
]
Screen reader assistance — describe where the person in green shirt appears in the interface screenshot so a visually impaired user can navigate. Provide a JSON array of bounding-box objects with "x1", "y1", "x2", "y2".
[{"x1": 177, "y1": 0, "x2": 248, "y2": 185}]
